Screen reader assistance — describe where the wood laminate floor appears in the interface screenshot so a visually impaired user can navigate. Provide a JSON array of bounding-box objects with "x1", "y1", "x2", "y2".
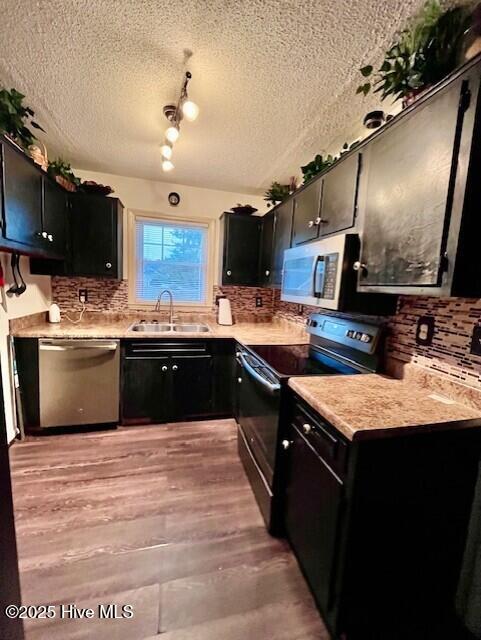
[{"x1": 9, "y1": 419, "x2": 328, "y2": 640}]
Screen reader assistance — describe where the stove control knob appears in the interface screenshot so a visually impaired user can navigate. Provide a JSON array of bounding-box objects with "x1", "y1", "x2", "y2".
[
  {"x1": 281, "y1": 440, "x2": 291, "y2": 450},
  {"x1": 302, "y1": 423, "x2": 312, "y2": 435}
]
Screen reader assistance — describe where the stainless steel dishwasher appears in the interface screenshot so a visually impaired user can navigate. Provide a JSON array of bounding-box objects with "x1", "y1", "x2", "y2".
[{"x1": 38, "y1": 339, "x2": 120, "y2": 428}]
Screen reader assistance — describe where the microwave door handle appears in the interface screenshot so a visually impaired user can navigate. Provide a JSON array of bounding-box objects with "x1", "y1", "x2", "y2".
[{"x1": 313, "y1": 256, "x2": 325, "y2": 298}]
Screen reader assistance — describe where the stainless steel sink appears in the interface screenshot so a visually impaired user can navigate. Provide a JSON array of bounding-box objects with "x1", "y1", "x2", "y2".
[
  {"x1": 173, "y1": 324, "x2": 210, "y2": 333},
  {"x1": 129, "y1": 322, "x2": 210, "y2": 333},
  {"x1": 129, "y1": 323, "x2": 172, "y2": 332}
]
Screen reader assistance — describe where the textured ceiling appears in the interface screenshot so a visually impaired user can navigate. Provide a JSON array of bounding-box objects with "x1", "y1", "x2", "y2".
[{"x1": 0, "y1": 0, "x2": 427, "y2": 194}]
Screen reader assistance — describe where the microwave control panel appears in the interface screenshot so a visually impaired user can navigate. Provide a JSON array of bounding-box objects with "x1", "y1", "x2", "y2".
[{"x1": 320, "y1": 253, "x2": 339, "y2": 299}]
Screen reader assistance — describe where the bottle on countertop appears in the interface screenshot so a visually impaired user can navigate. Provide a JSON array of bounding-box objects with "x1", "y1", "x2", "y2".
[
  {"x1": 216, "y1": 295, "x2": 233, "y2": 326},
  {"x1": 48, "y1": 303, "x2": 61, "y2": 323}
]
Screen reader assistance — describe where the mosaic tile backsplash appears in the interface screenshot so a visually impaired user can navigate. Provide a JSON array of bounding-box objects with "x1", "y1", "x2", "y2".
[{"x1": 51, "y1": 276, "x2": 481, "y2": 389}]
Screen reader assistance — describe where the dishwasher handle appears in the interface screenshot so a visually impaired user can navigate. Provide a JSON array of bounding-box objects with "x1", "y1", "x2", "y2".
[
  {"x1": 239, "y1": 352, "x2": 280, "y2": 394},
  {"x1": 39, "y1": 340, "x2": 119, "y2": 351}
]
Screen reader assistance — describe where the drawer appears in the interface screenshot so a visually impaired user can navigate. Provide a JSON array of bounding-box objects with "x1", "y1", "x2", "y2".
[
  {"x1": 124, "y1": 340, "x2": 209, "y2": 358},
  {"x1": 291, "y1": 400, "x2": 349, "y2": 479}
]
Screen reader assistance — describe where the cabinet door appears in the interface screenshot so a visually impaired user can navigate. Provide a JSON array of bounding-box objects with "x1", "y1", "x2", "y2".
[
  {"x1": 42, "y1": 178, "x2": 67, "y2": 257},
  {"x1": 70, "y1": 195, "x2": 120, "y2": 277},
  {"x1": 359, "y1": 79, "x2": 466, "y2": 288},
  {"x1": 319, "y1": 153, "x2": 361, "y2": 237},
  {"x1": 171, "y1": 354, "x2": 213, "y2": 419},
  {"x1": 292, "y1": 179, "x2": 322, "y2": 245},
  {"x1": 271, "y1": 200, "x2": 293, "y2": 286},
  {"x1": 121, "y1": 357, "x2": 171, "y2": 424},
  {"x1": 222, "y1": 213, "x2": 261, "y2": 285},
  {"x1": 1, "y1": 142, "x2": 42, "y2": 247},
  {"x1": 284, "y1": 422, "x2": 343, "y2": 615},
  {"x1": 260, "y1": 211, "x2": 275, "y2": 286}
]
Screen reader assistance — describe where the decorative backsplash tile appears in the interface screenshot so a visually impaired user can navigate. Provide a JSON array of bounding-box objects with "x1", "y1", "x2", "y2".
[{"x1": 51, "y1": 277, "x2": 274, "y2": 318}]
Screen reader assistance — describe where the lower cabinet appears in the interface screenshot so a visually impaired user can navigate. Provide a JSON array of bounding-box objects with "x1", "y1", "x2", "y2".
[
  {"x1": 121, "y1": 339, "x2": 234, "y2": 424},
  {"x1": 282, "y1": 393, "x2": 481, "y2": 639}
]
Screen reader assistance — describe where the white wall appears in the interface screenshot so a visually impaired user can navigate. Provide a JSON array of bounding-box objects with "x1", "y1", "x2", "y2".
[
  {"x1": 74, "y1": 170, "x2": 266, "y2": 282},
  {"x1": 0, "y1": 254, "x2": 51, "y2": 442}
]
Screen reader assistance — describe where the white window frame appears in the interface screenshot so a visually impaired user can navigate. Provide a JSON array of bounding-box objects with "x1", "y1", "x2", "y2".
[{"x1": 128, "y1": 209, "x2": 216, "y2": 311}]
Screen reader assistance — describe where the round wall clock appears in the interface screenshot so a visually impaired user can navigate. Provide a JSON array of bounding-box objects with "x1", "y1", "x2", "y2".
[{"x1": 168, "y1": 192, "x2": 180, "y2": 206}]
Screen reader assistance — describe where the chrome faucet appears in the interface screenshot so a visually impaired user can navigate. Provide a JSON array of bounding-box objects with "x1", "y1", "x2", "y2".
[{"x1": 155, "y1": 289, "x2": 174, "y2": 324}]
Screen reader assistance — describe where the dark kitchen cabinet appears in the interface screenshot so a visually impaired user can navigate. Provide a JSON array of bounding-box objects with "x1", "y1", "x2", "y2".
[
  {"x1": 122, "y1": 355, "x2": 171, "y2": 424},
  {"x1": 31, "y1": 193, "x2": 123, "y2": 278},
  {"x1": 259, "y1": 210, "x2": 275, "y2": 286},
  {"x1": 283, "y1": 407, "x2": 344, "y2": 618},
  {"x1": 41, "y1": 177, "x2": 67, "y2": 257},
  {"x1": 220, "y1": 212, "x2": 262, "y2": 286},
  {"x1": 121, "y1": 340, "x2": 233, "y2": 425},
  {"x1": 356, "y1": 60, "x2": 481, "y2": 296},
  {"x1": 318, "y1": 153, "x2": 361, "y2": 237},
  {"x1": 292, "y1": 178, "x2": 322, "y2": 245},
  {"x1": 281, "y1": 392, "x2": 481, "y2": 638},
  {"x1": 71, "y1": 194, "x2": 123, "y2": 278},
  {"x1": 1, "y1": 140, "x2": 43, "y2": 249},
  {"x1": 171, "y1": 354, "x2": 213, "y2": 419},
  {"x1": 271, "y1": 200, "x2": 293, "y2": 286}
]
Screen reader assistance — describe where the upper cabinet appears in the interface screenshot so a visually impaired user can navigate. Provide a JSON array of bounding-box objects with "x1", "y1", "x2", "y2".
[
  {"x1": 318, "y1": 153, "x2": 361, "y2": 237},
  {"x1": 259, "y1": 210, "x2": 275, "y2": 286},
  {"x1": 271, "y1": 200, "x2": 293, "y2": 286},
  {"x1": 1, "y1": 141, "x2": 43, "y2": 249},
  {"x1": 0, "y1": 137, "x2": 68, "y2": 258},
  {"x1": 220, "y1": 212, "x2": 262, "y2": 286},
  {"x1": 292, "y1": 179, "x2": 322, "y2": 245},
  {"x1": 357, "y1": 59, "x2": 481, "y2": 296},
  {"x1": 70, "y1": 194, "x2": 123, "y2": 278}
]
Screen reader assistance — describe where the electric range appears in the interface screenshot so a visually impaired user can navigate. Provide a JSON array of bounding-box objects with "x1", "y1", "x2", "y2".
[{"x1": 236, "y1": 313, "x2": 385, "y2": 533}]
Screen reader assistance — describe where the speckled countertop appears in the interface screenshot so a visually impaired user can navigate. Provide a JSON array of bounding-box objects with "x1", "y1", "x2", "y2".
[
  {"x1": 289, "y1": 374, "x2": 481, "y2": 441},
  {"x1": 11, "y1": 318, "x2": 309, "y2": 346}
]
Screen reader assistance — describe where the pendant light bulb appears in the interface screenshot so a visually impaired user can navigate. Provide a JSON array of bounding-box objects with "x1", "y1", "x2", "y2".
[
  {"x1": 162, "y1": 159, "x2": 174, "y2": 172},
  {"x1": 165, "y1": 125, "x2": 180, "y2": 143},
  {"x1": 160, "y1": 144, "x2": 173, "y2": 160},
  {"x1": 182, "y1": 100, "x2": 199, "y2": 122}
]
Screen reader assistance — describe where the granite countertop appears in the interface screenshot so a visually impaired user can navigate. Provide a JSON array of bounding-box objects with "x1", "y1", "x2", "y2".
[
  {"x1": 11, "y1": 318, "x2": 309, "y2": 346},
  {"x1": 289, "y1": 374, "x2": 481, "y2": 441}
]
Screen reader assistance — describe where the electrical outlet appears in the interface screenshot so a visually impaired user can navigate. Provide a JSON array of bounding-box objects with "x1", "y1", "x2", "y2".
[
  {"x1": 415, "y1": 316, "x2": 435, "y2": 346},
  {"x1": 78, "y1": 289, "x2": 88, "y2": 304},
  {"x1": 470, "y1": 325, "x2": 481, "y2": 356},
  {"x1": 255, "y1": 296, "x2": 262, "y2": 308}
]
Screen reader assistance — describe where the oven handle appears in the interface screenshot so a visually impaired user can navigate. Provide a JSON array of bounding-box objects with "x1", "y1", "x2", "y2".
[{"x1": 239, "y1": 352, "x2": 280, "y2": 395}]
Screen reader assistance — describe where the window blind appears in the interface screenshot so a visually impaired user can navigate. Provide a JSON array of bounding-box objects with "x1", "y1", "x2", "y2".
[{"x1": 134, "y1": 217, "x2": 208, "y2": 304}]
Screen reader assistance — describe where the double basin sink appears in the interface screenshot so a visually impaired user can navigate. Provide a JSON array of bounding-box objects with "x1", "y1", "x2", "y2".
[{"x1": 129, "y1": 322, "x2": 210, "y2": 333}]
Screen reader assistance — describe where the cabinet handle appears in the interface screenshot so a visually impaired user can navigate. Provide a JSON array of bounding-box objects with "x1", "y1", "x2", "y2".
[
  {"x1": 226, "y1": 270, "x2": 232, "y2": 276},
  {"x1": 41, "y1": 231, "x2": 48, "y2": 239},
  {"x1": 265, "y1": 270, "x2": 270, "y2": 276},
  {"x1": 105, "y1": 262, "x2": 112, "y2": 269},
  {"x1": 317, "y1": 218, "x2": 328, "y2": 224},
  {"x1": 308, "y1": 220, "x2": 314, "y2": 228},
  {"x1": 47, "y1": 234, "x2": 53, "y2": 242},
  {"x1": 353, "y1": 261, "x2": 367, "y2": 274},
  {"x1": 237, "y1": 377, "x2": 242, "y2": 384},
  {"x1": 302, "y1": 423, "x2": 312, "y2": 435},
  {"x1": 161, "y1": 365, "x2": 168, "y2": 372},
  {"x1": 281, "y1": 439, "x2": 291, "y2": 450},
  {"x1": 172, "y1": 364, "x2": 178, "y2": 371}
]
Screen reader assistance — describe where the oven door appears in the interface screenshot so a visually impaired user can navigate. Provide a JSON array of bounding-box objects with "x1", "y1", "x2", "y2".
[{"x1": 237, "y1": 352, "x2": 280, "y2": 487}]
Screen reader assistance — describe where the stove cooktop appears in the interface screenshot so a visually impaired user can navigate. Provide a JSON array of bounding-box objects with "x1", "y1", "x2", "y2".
[{"x1": 248, "y1": 344, "x2": 360, "y2": 378}]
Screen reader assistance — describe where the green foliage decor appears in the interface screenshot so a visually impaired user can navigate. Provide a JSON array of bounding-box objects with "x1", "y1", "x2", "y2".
[
  {"x1": 0, "y1": 87, "x2": 45, "y2": 149},
  {"x1": 264, "y1": 181, "x2": 290, "y2": 206},
  {"x1": 301, "y1": 153, "x2": 334, "y2": 184},
  {"x1": 357, "y1": 0, "x2": 470, "y2": 102},
  {"x1": 47, "y1": 158, "x2": 81, "y2": 187}
]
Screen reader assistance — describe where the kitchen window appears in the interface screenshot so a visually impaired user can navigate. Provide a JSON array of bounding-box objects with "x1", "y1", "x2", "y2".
[{"x1": 130, "y1": 213, "x2": 213, "y2": 308}]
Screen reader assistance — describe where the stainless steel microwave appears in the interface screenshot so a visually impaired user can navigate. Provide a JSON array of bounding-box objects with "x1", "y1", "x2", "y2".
[{"x1": 280, "y1": 233, "x2": 399, "y2": 316}]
